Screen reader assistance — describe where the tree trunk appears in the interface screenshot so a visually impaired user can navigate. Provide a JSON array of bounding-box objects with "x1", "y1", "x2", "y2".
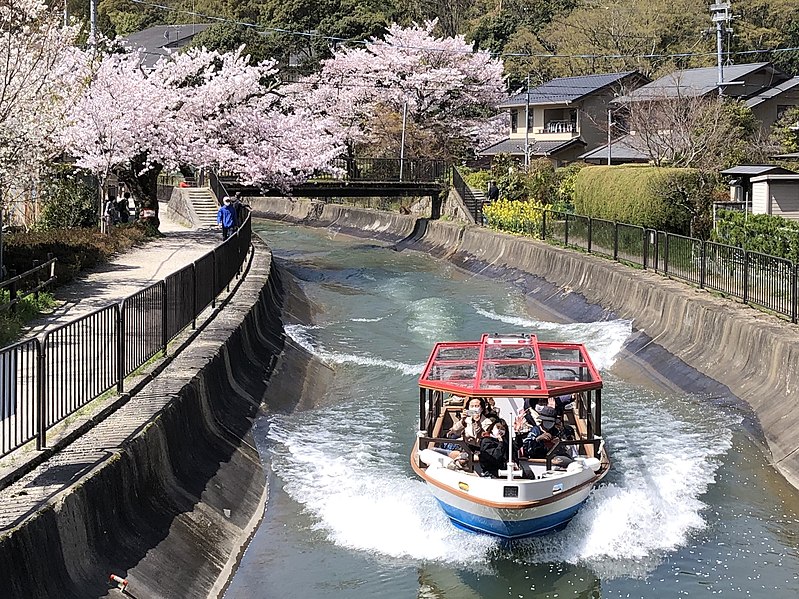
[{"x1": 116, "y1": 153, "x2": 162, "y2": 230}]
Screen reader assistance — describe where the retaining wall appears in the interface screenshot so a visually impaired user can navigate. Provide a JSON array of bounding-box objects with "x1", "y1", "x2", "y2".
[
  {"x1": 0, "y1": 237, "x2": 285, "y2": 598},
  {"x1": 250, "y1": 199, "x2": 799, "y2": 490}
]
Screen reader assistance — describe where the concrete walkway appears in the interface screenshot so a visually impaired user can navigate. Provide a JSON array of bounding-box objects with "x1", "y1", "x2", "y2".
[{"x1": 23, "y1": 203, "x2": 221, "y2": 338}]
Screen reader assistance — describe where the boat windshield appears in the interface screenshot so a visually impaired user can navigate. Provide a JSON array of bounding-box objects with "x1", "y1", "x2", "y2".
[{"x1": 419, "y1": 333, "x2": 601, "y2": 397}]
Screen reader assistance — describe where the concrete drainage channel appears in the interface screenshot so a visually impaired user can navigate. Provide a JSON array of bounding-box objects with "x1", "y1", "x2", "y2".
[
  {"x1": 251, "y1": 197, "x2": 799, "y2": 492},
  {"x1": 0, "y1": 237, "x2": 287, "y2": 598}
]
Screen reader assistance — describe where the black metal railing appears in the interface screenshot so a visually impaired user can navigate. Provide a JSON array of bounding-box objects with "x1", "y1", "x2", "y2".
[
  {"x1": 315, "y1": 157, "x2": 449, "y2": 183},
  {"x1": 452, "y1": 167, "x2": 482, "y2": 223},
  {"x1": 0, "y1": 211, "x2": 252, "y2": 458},
  {"x1": 489, "y1": 207, "x2": 799, "y2": 324},
  {"x1": 1, "y1": 256, "x2": 57, "y2": 312}
]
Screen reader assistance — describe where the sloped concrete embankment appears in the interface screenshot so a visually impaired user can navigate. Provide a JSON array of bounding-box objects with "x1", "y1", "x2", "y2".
[
  {"x1": 252, "y1": 200, "x2": 799, "y2": 490},
  {"x1": 0, "y1": 237, "x2": 286, "y2": 599}
]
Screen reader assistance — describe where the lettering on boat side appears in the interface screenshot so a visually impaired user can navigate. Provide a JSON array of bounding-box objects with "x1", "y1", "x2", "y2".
[
  {"x1": 503, "y1": 486, "x2": 519, "y2": 498},
  {"x1": 552, "y1": 483, "x2": 563, "y2": 494},
  {"x1": 459, "y1": 482, "x2": 470, "y2": 492}
]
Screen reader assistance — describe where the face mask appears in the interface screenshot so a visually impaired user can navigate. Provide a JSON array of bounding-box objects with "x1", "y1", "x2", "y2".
[{"x1": 470, "y1": 407, "x2": 482, "y2": 415}]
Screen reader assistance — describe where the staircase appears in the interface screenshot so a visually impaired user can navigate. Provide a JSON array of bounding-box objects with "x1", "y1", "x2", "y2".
[{"x1": 186, "y1": 187, "x2": 219, "y2": 227}]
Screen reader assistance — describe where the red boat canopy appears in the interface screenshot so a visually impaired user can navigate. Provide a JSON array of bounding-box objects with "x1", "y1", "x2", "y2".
[{"x1": 419, "y1": 333, "x2": 602, "y2": 398}]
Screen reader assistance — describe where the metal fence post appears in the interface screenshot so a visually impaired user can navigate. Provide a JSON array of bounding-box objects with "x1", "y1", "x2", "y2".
[
  {"x1": 587, "y1": 218, "x2": 593, "y2": 254},
  {"x1": 699, "y1": 241, "x2": 706, "y2": 289},
  {"x1": 743, "y1": 251, "x2": 750, "y2": 305},
  {"x1": 642, "y1": 229, "x2": 648, "y2": 270},
  {"x1": 117, "y1": 303, "x2": 125, "y2": 392},
  {"x1": 613, "y1": 222, "x2": 619, "y2": 261},
  {"x1": 192, "y1": 263, "x2": 197, "y2": 330},
  {"x1": 211, "y1": 251, "x2": 217, "y2": 309},
  {"x1": 793, "y1": 263, "x2": 798, "y2": 324},
  {"x1": 32, "y1": 259, "x2": 40, "y2": 301},
  {"x1": 664, "y1": 234, "x2": 670, "y2": 275},
  {"x1": 161, "y1": 281, "x2": 168, "y2": 357},
  {"x1": 540, "y1": 210, "x2": 547, "y2": 240},
  {"x1": 565, "y1": 214, "x2": 570, "y2": 246},
  {"x1": 36, "y1": 338, "x2": 46, "y2": 451}
]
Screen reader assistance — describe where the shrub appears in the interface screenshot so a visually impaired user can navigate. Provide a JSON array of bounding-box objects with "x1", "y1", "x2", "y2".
[
  {"x1": 482, "y1": 198, "x2": 545, "y2": 234},
  {"x1": 0, "y1": 292, "x2": 56, "y2": 346},
  {"x1": 573, "y1": 165, "x2": 718, "y2": 237},
  {"x1": 713, "y1": 210, "x2": 799, "y2": 263},
  {"x1": 4, "y1": 225, "x2": 154, "y2": 286},
  {"x1": 36, "y1": 168, "x2": 99, "y2": 230}
]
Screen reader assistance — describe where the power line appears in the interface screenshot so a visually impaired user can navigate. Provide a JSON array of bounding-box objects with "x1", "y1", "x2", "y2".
[{"x1": 126, "y1": 0, "x2": 799, "y2": 62}]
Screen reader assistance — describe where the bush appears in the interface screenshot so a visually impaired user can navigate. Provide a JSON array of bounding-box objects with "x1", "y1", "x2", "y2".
[
  {"x1": 0, "y1": 292, "x2": 56, "y2": 346},
  {"x1": 573, "y1": 165, "x2": 718, "y2": 237},
  {"x1": 36, "y1": 168, "x2": 99, "y2": 230},
  {"x1": 713, "y1": 210, "x2": 799, "y2": 262},
  {"x1": 482, "y1": 198, "x2": 545, "y2": 234},
  {"x1": 4, "y1": 225, "x2": 154, "y2": 286}
]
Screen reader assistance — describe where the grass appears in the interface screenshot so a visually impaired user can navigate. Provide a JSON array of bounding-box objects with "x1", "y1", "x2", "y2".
[{"x1": 0, "y1": 291, "x2": 56, "y2": 346}]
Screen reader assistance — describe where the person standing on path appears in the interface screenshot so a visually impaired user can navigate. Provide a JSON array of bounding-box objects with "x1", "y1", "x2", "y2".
[
  {"x1": 217, "y1": 196, "x2": 236, "y2": 240},
  {"x1": 487, "y1": 180, "x2": 499, "y2": 203}
]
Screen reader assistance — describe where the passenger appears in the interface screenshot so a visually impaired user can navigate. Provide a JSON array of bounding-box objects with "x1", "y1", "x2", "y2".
[
  {"x1": 478, "y1": 420, "x2": 517, "y2": 478},
  {"x1": 519, "y1": 407, "x2": 558, "y2": 459},
  {"x1": 549, "y1": 413, "x2": 577, "y2": 458},
  {"x1": 446, "y1": 397, "x2": 497, "y2": 465}
]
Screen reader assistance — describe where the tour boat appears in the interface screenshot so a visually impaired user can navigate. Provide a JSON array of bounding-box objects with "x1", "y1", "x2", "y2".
[{"x1": 410, "y1": 333, "x2": 610, "y2": 539}]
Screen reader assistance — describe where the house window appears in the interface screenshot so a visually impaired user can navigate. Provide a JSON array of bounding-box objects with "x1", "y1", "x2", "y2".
[{"x1": 511, "y1": 110, "x2": 518, "y2": 133}]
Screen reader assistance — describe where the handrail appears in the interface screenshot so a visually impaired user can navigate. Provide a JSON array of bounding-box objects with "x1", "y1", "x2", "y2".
[
  {"x1": 0, "y1": 210, "x2": 252, "y2": 459},
  {"x1": 485, "y1": 206, "x2": 799, "y2": 325},
  {"x1": 0, "y1": 256, "x2": 57, "y2": 313}
]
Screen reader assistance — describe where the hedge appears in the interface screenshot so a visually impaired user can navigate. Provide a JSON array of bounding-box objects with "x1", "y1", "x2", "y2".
[
  {"x1": 4, "y1": 225, "x2": 154, "y2": 286},
  {"x1": 573, "y1": 165, "x2": 717, "y2": 237}
]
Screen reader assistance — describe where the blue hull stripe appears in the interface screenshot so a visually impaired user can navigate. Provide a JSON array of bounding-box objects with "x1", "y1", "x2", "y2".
[{"x1": 436, "y1": 499, "x2": 585, "y2": 539}]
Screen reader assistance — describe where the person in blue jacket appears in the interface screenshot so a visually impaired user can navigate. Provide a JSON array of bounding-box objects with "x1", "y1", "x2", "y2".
[{"x1": 217, "y1": 196, "x2": 236, "y2": 240}]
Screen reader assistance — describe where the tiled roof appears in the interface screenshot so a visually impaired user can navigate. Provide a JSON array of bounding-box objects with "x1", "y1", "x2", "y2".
[
  {"x1": 121, "y1": 24, "x2": 212, "y2": 69},
  {"x1": 720, "y1": 165, "x2": 795, "y2": 176},
  {"x1": 615, "y1": 62, "x2": 788, "y2": 102},
  {"x1": 746, "y1": 76, "x2": 799, "y2": 108},
  {"x1": 499, "y1": 72, "x2": 643, "y2": 108},
  {"x1": 579, "y1": 135, "x2": 649, "y2": 161},
  {"x1": 478, "y1": 137, "x2": 585, "y2": 157}
]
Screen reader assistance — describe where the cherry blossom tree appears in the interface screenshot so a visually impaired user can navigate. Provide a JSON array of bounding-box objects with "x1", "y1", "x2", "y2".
[
  {"x1": 0, "y1": 0, "x2": 84, "y2": 218},
  {"x1": 285, "y1": 20, "x2": 506, "y2": 161},
  {"x1": 62, "y1": 45, "x2": 343, "y2": 228}
]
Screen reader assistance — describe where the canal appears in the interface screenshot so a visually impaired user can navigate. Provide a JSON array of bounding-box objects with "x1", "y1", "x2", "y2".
[{"x1": 224, "y1": 219, "x2": 799, "y2": 598}]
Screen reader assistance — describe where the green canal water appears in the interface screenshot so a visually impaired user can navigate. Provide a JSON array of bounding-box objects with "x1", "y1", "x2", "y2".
[{"x1": 224, "y1": 219, "x2": 799, "y2": 598}]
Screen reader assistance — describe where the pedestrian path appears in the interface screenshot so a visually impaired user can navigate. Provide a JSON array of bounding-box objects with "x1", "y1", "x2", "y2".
[{"x1": 22, "y1": 203, "x2": 220, "y2": 338}]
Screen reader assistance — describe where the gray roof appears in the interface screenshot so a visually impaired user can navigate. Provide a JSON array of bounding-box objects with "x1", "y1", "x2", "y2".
[
  {"x1": 720, "y1": 165, "x2": 795, "y2": 176},
  {"x1": 499, "y1": 72, "x2": 644, "y2": 108},
  {"x1": 478, "y1": 137, "x2": 585, "y2": 157},
  {"x1": 615, "y1": 62, "x2": 788, "y2": 102},
  {"x1": 121, "y1": 24, "x2": 212, "y2": 69},
  {"x1": 746, "y1": 77, "x2": 799, "y2": 108},
  {"x1": 579, "y1": 134, "x2": 649, "y2": 162}
]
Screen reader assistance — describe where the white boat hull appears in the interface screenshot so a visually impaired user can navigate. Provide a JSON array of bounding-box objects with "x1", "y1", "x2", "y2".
[{"x1": 415, "y1": 449, "x2": 603, "y2": 539}]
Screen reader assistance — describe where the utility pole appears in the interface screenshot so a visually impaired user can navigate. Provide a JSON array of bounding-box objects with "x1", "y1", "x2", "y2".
[
  {"x1": 607, "y1": 108, "x2": 613, "y2": 165},
  {"x1": 709, "y1": 3, "x2": 733, "y2": 94},
  {"x1": 524, "y1": 74, "x2": 530, "y2": 168},
  {"x1": 89, "y1": 0, "x2": 97, "y2": 43},
  {"x1": 399, "y1": 101, "x2": 407, "y2": 182}
]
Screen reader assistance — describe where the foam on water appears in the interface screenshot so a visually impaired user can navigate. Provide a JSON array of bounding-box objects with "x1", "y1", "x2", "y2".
[
  {"x1": 274, "y1": 316, "x2": 730, "y2": 578},
  {"x1": 267, "y1": 407, "x2": 497, "y2": 564},
  {"x1": 285, "y1": 324, "x2": 424, "y2": 376},
  {"x1": 407, "y1": 297, "x2": 460, "y2": 344},
  {"x1": 351, "y1": 317, "x2": 385, "y2": 322},
  {"x1": 473, "y1": 306, "x2": 632, "y2": 370}
]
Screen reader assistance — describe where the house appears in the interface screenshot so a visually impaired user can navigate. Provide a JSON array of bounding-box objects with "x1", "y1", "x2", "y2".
[
  {"x1": 121, "y1": 24, "x2": 212, "y2": 70},
  {"x1": 582, "y1": 62, "x2": 799, "y2": 164},
  {"x1": 478, "y1": 72, "x2": 649, "y2": 167},
  {"x1": 750, "y1": 174, "x2": 799, "y2": 220},
  {"x1": 720, "y1": 165, "x2": 796, "y2": 208}
]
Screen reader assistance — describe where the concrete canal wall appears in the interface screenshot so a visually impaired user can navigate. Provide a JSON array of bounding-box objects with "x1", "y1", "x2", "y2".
[
  {"x1": 251, "y1": 198, "x2": 799, "y2": 491},
  {"x1": 0, "y1": 237, "x2": 286, "y2": 598}
]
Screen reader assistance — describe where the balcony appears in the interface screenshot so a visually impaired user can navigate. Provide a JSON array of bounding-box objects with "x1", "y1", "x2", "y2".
[{"x1": 535, "y1": 120, "x2": 579, "y2": 136}]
